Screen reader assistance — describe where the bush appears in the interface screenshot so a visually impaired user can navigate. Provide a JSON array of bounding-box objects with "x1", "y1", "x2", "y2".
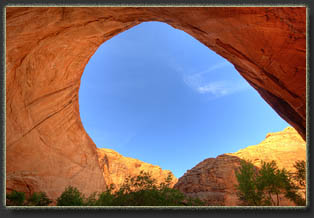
[
  {"x1": 27, "y1": 192, "x2": 52, "y2": 206},
  {"x1": 6, "y1": 190, "x2": 52, "y2": 206},
  {"x1": 55, "y1": 171, "x2": 205, "y2": 206},
  {"x1": 95, "y1": 190, "x2": 115, "y2": 206},
  {"x1": 7, "y1": 171, "x2": 205, "y2": 206},
  {"x1": 107, "y1": 171, "x2": 204, "y2": 206},
  {"x1": 56, "y1": 186, "x2": 84, "y2": 206},
  {"x1": 6, "y1": 190, "x2": 26, "y2": 206}
]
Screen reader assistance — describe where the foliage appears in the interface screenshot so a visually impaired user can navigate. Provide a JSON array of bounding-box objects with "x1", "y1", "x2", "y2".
[
  {"x1": 234, "y1": 160, "x2": 262, "y2": 206},
  {"x1": 27, "y1": 192, "x2": 52, "y2": 206},
  {"x1": 285, "y1": 160, "x2": 306, "y2": 206},
  {"x1": 95, "y1": 171, "x2": 205, "y2": 206},
  {"x1": 235, "y1": 160, "x2": 306, "y2": 206},
  {"x1": 56, "y1": 171, "x2": 205, "y2": 206},
  {"x1": 56, "y1": 186, "x2": 84, "y2": 206},
  {"x1": 6, "y1": 190, "x2": 52, "y2": 206},
  {"x1": 8, "y1": 160, "x2": 305, "y2": 207},
  {"x1": 6, "y1": 190, "x2": 26, "y2": 206},
  {"x1": 256, "y1": 161, "x2": 291, "y2": 206},
  {"x1": 292, "y1": 160, "x2": 306, "y2": 189}
]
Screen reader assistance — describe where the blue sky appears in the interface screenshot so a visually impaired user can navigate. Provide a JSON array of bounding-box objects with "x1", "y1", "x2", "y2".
[{"x1": 79, "y1": 21, "x2": 289, "y2": 178}]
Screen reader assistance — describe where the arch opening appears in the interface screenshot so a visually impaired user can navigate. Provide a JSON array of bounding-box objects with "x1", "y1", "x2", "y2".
[
  {"x1": 6, "y1": 7, "x2": 306, "y2": 201},
  {"x1": 79, "y1": 21, "x2": 290, "y2": 180}
]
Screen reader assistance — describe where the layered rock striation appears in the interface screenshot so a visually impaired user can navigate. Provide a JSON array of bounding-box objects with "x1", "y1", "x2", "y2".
[
  {"x1": 6, "y1": 7, "x2": 306, "y2": 200},
  {"x1": 97, "y1": 148, "x2": 177, "y2": 191},
  {"x1": 174, "y1": 127, "x2": 306, "y2": 206}
]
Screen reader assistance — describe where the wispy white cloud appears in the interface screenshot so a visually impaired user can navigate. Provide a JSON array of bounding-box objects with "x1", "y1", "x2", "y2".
[
  {"x1": 167, "y1": 58, "x2": 230, "y2": 76},
  {"x1": 197, "y1": 81, "x2": 229, "y2": 95},
  {"x1": 150, "y1": 52, "x2": 250, "y2": 99},
  {"x1": 193, "y1": 61, "x2": 230, "y2": 77},
  {"x1": 196, "y1": 81, "x2": 250, "y2": 97},
  {"x1": 182, "y1": 61, "x2": 250, "y2": 98}
]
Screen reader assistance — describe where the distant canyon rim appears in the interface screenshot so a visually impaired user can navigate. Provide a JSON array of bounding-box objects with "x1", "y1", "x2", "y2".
[{"x1": 6, "y1": 7, "x2": 306, "y2": 200}]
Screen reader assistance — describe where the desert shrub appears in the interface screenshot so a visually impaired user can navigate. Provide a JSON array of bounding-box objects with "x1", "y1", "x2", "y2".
[
  {"x1": 55, "y1": 171, "x2": 205, "y2": 206},
  {"x1": 6, "y1": 190, "x2": 26, "y2": 206},
  {"x1": 107, "y1": 171, "x2": 204, "y2": 206},
  {"x1": 56, "y1": 186, "x2": 84, "y2": 206},
  {"x1": 95, "y1": 191, "x2": 115, "y2": 206},
  {"x1": 27, "y1": 191, "x2": 52, "y2": 206},
  {"x1": 6, "y1": 190, "x2": 52, "y2": 206},
  {"x1": 82, "y1": 192, "x2": 97, "y2": 206}
]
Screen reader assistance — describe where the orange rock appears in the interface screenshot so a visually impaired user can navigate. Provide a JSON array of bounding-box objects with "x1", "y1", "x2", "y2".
[
  {"x1": 6, "y1": 7, "x2": 306, "y2": 201},
  {"x1": 174, "y1": 127, "x2": 306, "y2": 206},
  {"x1": 228, "y1": 126, "x2": 306, "y2": 172},
  {"x1": 97, "y1": 148, "x2": 177, "y2": 191}
]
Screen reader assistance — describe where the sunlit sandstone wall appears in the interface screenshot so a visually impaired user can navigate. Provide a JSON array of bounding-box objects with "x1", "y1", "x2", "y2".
[
  {"x1": 174, "y1": 127, "x2": 306, "y2": 206},
  {"x1": 6, "y1": 7, "x2": 306, "y2": 200},
  {"x1": 97, "y1": 148, "x2": 178, "y2": 192}
]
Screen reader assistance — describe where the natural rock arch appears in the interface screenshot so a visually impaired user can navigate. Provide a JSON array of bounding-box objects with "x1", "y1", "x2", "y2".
[{"x1": 6, "y1": 7, "x2": 306, "y2": 200}]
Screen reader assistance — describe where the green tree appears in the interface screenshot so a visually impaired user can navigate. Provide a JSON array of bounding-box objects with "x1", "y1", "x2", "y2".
[
  {"x1": 56, "y1": 186, "x2": 84, "y2": 206},
  {"x1": 83, "y1": 192, "x2": 98, "y2": 206},
  {"x1": 256, "y1": 161, "x2": 291, "y2": 206},
  {"x1": 55, "y1": 171, "x2": 205, "y2": 206},
  {"x1": 6, "y1": 190, "x2": 26, "y2": 206},
  {"x1": 284, "y1": 160, "x2": 306, "y2": 206},
  {"x1": 95, "y1": 190, "x2": 115, "y2": 206},
  {"x1": 111, "y1": 171, "x2": 204, "y2": 206},
  {"x1": 235, "y1": 160, "x2": 306, "y2": 206},
  {"x1": 6, "y1": 190, "x2": 52, "y2": 206},
  {"x1": 235, "y1": 160, "x2": 262, "y2": 206},
  {"x1": 27, "y1": 192, "x2": 52, "y2": 206},
  {"x1": 292, "y1": 160, "x2": 306, "y2": 191}
]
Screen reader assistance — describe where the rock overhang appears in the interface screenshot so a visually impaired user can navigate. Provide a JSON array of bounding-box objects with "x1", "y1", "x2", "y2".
[{"x1": 5, "y1": 7, "x2": 306, "y2": 200}]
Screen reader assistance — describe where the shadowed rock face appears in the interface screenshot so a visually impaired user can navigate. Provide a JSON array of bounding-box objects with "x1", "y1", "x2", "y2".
[
  {"x1": 6, "y1": 7, "x2": 306, "y2": 200},
  {"x1": 174, "y1": 127, "x2": 306, "y2": 206},
  {"x1": 97, "y1": 148, "x2": 177, "y2": 191}
]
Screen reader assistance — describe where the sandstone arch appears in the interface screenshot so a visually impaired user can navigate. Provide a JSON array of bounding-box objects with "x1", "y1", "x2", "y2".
[{"x1": 6, "y1": 7, "x2": 306, "y2": 200}]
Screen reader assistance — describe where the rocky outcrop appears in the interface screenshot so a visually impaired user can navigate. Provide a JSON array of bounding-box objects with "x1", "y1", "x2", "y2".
[
  {"x1": 97, "y1": 148, "x2": 177, "y2": 191},
  {"x1": 227, "y1": 127, "x2": 306, "y2": 172},
  {"x1": 6, "y1": 7, "x2": 306, "y2": 200},
  {"x1": 174, "y1": 127, "x2": 306, "y2": 206}
]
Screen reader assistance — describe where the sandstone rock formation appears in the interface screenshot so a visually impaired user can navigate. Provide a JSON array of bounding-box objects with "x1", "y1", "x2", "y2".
[
  {"x1": 6, "y1": 7, "x2": 306, "y2": 201},
  {"x1": 97, "y1": 148, "x2": 177, "y2": 191},
  {"x1": 174, "y1": 127, "x2": 306, "y2": 206},
  {"x1": 228, "y1": 126, "x2": 306, "y2": 172}
]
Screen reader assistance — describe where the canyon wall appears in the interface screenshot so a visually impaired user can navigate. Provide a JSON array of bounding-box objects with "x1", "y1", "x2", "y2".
[
  {"x1": 174, "y1": 127, "x2": 306, "y2": 206},
  {"x1": 6, "y1": 7, "x2": 306, "y2": 200},
  {"x1": 97, "y1": 148, "x2": 177, "y2": 191}
]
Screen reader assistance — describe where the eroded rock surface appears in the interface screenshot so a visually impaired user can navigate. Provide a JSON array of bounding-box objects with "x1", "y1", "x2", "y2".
[
  {"x1": 174, "y1": 127, "x2": 306, "y2": 206},
  {"x1": 97, "y1": 148, "x2": 177, "y2": 191},
  {"x1": 6, "y1": 7, "x2": 306, "y2": 200}
]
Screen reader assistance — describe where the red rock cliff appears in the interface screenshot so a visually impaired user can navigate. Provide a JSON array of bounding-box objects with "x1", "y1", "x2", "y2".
[
  {"x1": 174, "y1": 127, "x2": 306, "y2": 206},
  {"x1": 97, "y1": 148, "x2": 177, "y2": 191},
  {"x1": 6, "y1": 7, "x2": 306, "y2": 200}
]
